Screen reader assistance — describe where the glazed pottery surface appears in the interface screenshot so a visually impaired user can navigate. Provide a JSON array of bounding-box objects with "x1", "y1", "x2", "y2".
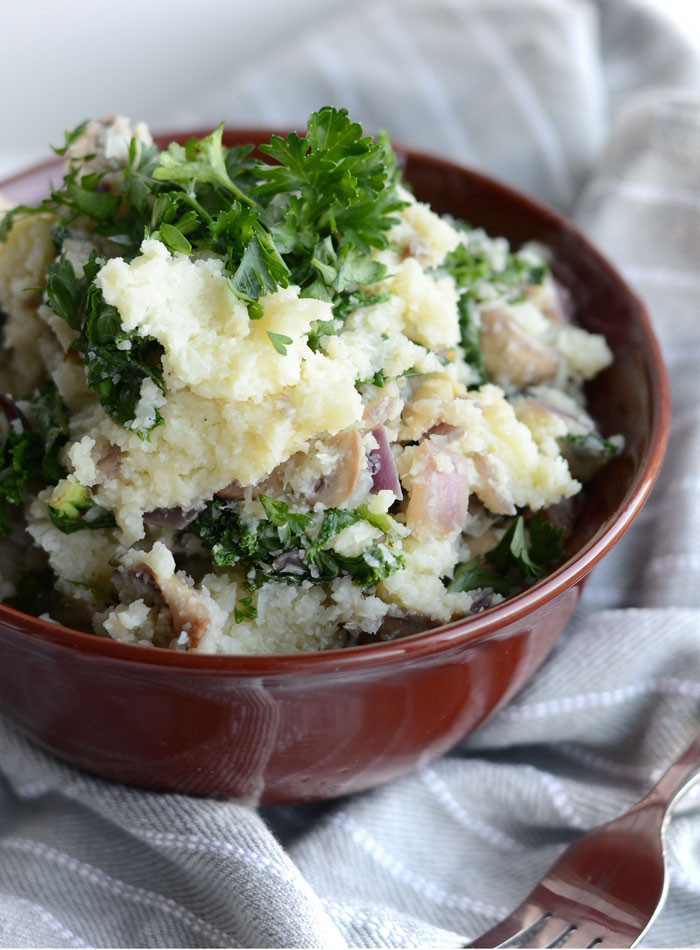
[{"x1": 0, "y1": 134, "x2": 669, "y2": 803}]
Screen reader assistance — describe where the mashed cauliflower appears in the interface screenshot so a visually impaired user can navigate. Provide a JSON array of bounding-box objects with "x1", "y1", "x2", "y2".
[{"x1": 0, "y1": 110, "x2": 619, "y2": 654}]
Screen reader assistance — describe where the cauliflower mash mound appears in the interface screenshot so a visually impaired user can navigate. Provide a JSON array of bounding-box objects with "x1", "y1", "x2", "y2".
[{"x1": 0, "y1": 109, "x2": 619, "y2": 654}]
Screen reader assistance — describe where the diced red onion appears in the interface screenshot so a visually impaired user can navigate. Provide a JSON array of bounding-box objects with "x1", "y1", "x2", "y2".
[
  {"x1": 0, "y1": 394, "x2": 30, "y2": 430},
  {"x1": 368, "y1": 425, "x2": 402, "y2": 499},
  {"x1": 405, "y1": 441, "x2": 470, "y2": 537},
  {"x1": 272, "y1": 551, "x2": 306, "y2": 575}
]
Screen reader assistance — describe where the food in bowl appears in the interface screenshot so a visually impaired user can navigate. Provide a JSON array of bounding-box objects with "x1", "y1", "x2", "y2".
[{"x1": 0, "y1": 108, "x2": 621, "y2": 655}]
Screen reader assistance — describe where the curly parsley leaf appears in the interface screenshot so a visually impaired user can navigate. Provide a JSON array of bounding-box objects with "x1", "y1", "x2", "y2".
[
  {"x1": 154, "y1": 124, "x2": 256, "y2": 208},
  {"x1": 4, "y1": 107, "x2": 408, "y2": 384},
  {"x1": 266, "y1": 331, "x2": 293, "y2": 356},
  {"x1": 448, "y1": 513, "x2": 565, "y2": 597},
  {"x1": 50, "y1": 121, "x2": 89, "y2": 156}
]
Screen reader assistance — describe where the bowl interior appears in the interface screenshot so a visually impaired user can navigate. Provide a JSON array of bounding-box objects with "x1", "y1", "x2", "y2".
[{"x1": 0, "y1": 132, "x2": 669, "y2": 668}]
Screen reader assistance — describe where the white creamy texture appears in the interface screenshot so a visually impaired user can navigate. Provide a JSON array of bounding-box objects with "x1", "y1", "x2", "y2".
[
  {"x1": 0, "y1": 122, "x2": 619, "y2": 653},
  {"x1": 66, "y1": 241, "x2": 371, "y2": 540}
]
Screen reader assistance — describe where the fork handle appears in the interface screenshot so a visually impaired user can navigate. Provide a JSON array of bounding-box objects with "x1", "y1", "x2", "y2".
[{"x1": 643, "y1": 728, "x2": 700, "y2": 810}]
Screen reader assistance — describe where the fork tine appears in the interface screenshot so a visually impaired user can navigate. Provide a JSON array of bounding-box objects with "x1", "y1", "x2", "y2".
[
  {"x1": 525, "y1": 914, "x2": 575, "y2": 947},
  {"x1": 466, "y1": 907, "x2": 547, "y2": 947}
]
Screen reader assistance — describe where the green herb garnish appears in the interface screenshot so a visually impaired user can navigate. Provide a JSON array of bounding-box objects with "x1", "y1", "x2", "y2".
[
  {"x1": 188, "y1": 495, "x2": 405, "y2": 590},
  {"x1": 2, "y1": 108, "x2": 408, "y2": 423},
  {"x1": 0, "y1": 383, "x2": 69, "y2": 535},
  {"x1": 44, "y1": 253, "x2": 165, "y2": 438},
  {"x1": 3, "y1": 568, "x2": 55, "y2": 616},
  {"x1": 448, "y1": 513, "x2": 565, "y2": 597}
]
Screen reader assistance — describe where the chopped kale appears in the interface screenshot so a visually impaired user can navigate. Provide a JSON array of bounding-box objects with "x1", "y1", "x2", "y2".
[
  {"x1": 45, "y1": 253, "x2": 165, "y2": 437},
  {"x1": 3, "y1": 568, "x2": 55, "y2": 616},
  {"x1": 233, "y1": 596, "x2": 257, "y2": 624},
  {"x1": 0, "y1": 384, "x2": 69, "y2": 535},
  {"x1": 188, "y1": 496, "x2": 405, "y2": 590}
]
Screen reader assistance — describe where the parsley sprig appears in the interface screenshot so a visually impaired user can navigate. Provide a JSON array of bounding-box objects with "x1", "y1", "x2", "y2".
[{"x1": 448, "y1": 513, "x2": 565, "y2": 597}]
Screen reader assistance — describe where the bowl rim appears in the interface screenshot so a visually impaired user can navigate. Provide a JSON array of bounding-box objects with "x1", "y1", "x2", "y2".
[{"x1": 0, "y1": 134, "x2": 671, "y2": 676}]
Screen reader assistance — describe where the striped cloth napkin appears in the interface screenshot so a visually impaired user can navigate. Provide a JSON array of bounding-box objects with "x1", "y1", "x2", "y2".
[{"x1": 3, "y1": 0, "x2": 700, "y2": 946}]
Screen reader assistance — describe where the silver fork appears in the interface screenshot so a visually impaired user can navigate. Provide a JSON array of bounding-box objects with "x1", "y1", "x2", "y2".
[{"x1": 467, "y1": 728, "x2": 700, "y2": 948}]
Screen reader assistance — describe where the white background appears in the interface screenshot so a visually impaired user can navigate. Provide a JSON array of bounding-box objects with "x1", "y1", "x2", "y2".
[{"x1": 0, "y1": 0, "x2": 699, "y2": 177}]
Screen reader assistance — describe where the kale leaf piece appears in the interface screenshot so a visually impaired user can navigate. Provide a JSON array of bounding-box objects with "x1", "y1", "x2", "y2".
[
  {"x1": 448, "y1": 513, "x2": 565, "y2": 598},
  {"x1": 3, "y1": 568, "x2": 56, "y2": 616},
  {"x1": 0, "y1": 384, "x2": 69, "y2": 535},
  {"x1": 188, "y1": 496, "x2": 405, "y2": 590},
  {"x1": 45, "y1": 253, "x2": 165, "y2": 438}
]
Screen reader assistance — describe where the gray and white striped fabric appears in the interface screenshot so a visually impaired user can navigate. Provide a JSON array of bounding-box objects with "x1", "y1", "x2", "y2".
[{"x1": 3, "y1": 0, "x2": 700, "y2": 946}]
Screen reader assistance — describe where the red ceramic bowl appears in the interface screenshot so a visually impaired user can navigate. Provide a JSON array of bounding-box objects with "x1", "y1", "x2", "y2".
[{"x1": 0, "y1": 132, "x2": 669, "y2": 804}]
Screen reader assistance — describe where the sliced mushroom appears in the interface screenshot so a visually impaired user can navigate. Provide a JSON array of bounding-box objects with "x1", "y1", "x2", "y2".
[
  {"x1": 271, "y1": 550, "x2": 306, "y2": 576},
  {"x1": 97, "y1": 443, "x2": 124, "y2": 480},
  {"x1": 352, "y1": 612, "x2": 437, "y2": 644},
  {"x1": 217, "y1": 429, "x2": 365, "y2": 509},
  {"x1": 112, "y1": 564, "x2": 165, "y2": 606},
  {"x1": 480, "y1": 306, "x2": 561, "y2": 387},
  {"x1": 309, "y1": 429, "x2": 365, "y2": 508},
  {"x1": 216, "y1": 466, "x2": 285, "y2": 501},
  {"x1": 158, "y1": 574, "x2": 212, "y2": 649},
  {"x1": 426, "y1": 422, "x2": 463, "y2": 441},
  {"x1": 143, "y1": 507, "x2": 199, "y2": 529},
  {"x1": 400, "y1": 376, "x2": 460, "y2": 440},
  {"x1": 515, "y1": 394, "x2": 594, "y2": 432},
  {"x1": 112, "y1": 559, "x2": 212, "y2": 649},
  {"x1": 404, "y1": 440, "x2": 470, "y2": 538}
]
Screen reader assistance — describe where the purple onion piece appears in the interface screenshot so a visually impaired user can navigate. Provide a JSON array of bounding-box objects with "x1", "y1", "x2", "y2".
[
  {"x1": 143, "y1": 507, "x2": 199, "y2": 529},
  {"x1": 554, "y1": 279, "x2": 574, "y2": 324},
  {"x1": 271, "y1": 551, "x2": 306, "y2": 575},
  {"x1": 470, "y1": 589, "x2": 499, "y2": 614},
  {"x1": 0, "y1": 394, "x2": 30, "y2": 430},
  {"x1": 368, "y1": 425, "x2": 402, "y2": 499}
]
